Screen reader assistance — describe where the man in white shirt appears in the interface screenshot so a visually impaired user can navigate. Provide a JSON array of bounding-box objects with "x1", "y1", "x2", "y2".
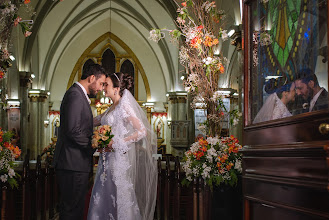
[{"x1": 295, "y1": 68, "x2": 328, "y2": 112}]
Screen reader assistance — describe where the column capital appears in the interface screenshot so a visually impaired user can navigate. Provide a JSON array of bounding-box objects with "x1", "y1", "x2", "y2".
[
  {"x1": 28, "y1": 89, "x2": 49, "y2": 102},
  {"x1": 167, "y1": 91, "x2": 187, "y2": 104},
  {"x1": 19, "y1": 71, "x2": 33, "y2": 88}
]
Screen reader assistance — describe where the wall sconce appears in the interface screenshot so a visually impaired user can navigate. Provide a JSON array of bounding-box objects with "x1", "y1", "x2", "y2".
[
  {"x1": 229, "y1": 25, "x2": 242, "y2": 50},
  {"x1": 142, "y1": 102, "x2": 155, "y2": 110},
  {"x1": 44, "y1": 120, "x2": 50, "y2": 128},
  {"x1": 167, "y1": 120, "x2": 172, "y2": 128}
]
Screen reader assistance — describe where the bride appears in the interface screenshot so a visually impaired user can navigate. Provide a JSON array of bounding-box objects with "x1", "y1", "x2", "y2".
[
  {"x1": 87, "y1": 72, "x2": 157, "y2": 220},
  {"x1": 253, "y1": 82, "x2": 296, "y2": 123}
]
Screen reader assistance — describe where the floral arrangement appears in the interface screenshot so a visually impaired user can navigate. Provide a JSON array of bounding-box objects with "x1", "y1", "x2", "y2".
[
  {"x1": 182, "y1": 135, "x2": 242, "y2": 189},
  {"x1": 92, "y1": 125, "x2": 114, "y2": 186},
  {"x1": 0, "y1": 0, "x2": 63, "y2": 78},
  {"x1": 91, "y1": 125, "x2": 114, "y2": 149},
  {"x1": 0, "y1": 127, "x2": 21, "y2": 188},
  {"x1": 149, "y1": 0, "x2": 241, "y2": 136},
  {"x1": 41, "y1": 142, "x2": 56, "y2": 165}
]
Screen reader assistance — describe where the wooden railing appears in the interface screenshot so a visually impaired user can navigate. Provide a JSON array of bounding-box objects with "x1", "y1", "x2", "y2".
[
  {"x1": 0, "y1": 152, "x2": 59, "y2": 220},
  {"x1": 156, "y1": 155, "x2": 214, "y2": 220},
  {"x1": 0, "y1": 154, "x2": 227, "y2": 220}
]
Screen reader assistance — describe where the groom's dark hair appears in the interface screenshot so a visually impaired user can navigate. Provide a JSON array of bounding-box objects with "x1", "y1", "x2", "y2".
[{"x1": 81, "y1": 63, "x2": 107, "y2": 80}]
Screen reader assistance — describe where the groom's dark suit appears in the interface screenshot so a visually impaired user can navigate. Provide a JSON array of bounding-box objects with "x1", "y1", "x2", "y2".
[{"x1": 53, "y1": 83, "x2": 94, "y2": 220}]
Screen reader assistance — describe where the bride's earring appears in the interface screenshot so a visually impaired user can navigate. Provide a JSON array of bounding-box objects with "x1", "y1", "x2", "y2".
[{"x1": 114, "y1": 91, "x2": 117, "y2": 95}]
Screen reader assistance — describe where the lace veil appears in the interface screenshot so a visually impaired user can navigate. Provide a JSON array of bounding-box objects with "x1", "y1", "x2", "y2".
[
  {"x1": 111, "y1": 89, "x2": 158, "y2": 220},
  {"x1": 253, "y1": 93, "x2": 279, "y2": 124}
]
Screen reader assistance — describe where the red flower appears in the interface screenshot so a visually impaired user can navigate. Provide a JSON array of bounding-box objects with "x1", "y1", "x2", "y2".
[
  {"x1": 0, "y1": 71, "x2": 5, "y2": 79},
  {"x1": 181, "y1": 2, "x2": 187, "y2": 7},
  {"x1": 24, "y1": 0, "x2": 31, "y2": 4}
]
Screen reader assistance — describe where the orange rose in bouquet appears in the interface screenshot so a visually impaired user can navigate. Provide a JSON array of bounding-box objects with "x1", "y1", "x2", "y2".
[{"x1": 92, "y1": 125, "x2": 114, "y2": 150}]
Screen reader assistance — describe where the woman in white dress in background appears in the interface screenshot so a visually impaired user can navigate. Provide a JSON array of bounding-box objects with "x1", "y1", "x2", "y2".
[
  {"x1": 87, "y1": 72, "x2": 157, "y2": 220},
  {"x1": 253, "y1": 81, "x2": 296, "y2": 124}
]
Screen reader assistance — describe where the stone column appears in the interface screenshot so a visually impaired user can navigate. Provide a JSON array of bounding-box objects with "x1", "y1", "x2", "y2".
[
  {"x1": 19, "y1": 72, "x2": 32, "y2": 158},
  {"x1": 177, "y1": 96, "x2": 187, "y2": 120},
  {"x1": 167, "y1": 92, "x2": 188, "y2": 156},
  {"x1": 28, "y1": 91, "x2": 39, "y2": 160},
  {"x1": 38, "y1": 91, "x2": 49, "y2": 155},
  {"x1": 28, "y1": 89, "x2": 49, "y2": 160}
]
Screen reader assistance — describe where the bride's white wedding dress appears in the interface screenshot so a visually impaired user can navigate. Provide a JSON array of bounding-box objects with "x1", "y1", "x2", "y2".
[
  {"x1": 253, "y1": 93, "x2": 292, "y2": 124},
  {"x1": 87, "y1": 89, "x2": 157, "y2": 220}
]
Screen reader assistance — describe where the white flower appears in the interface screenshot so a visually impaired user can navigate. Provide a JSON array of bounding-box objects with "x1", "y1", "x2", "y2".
[
  {"x1": 201, "y1": 165, "x2": 211, "y2": 179},
  {"x1": 177, "y1": 16, "x2": 185, "y2": 25},
  {"x1": 211, "y1": 91, "x2": 224, "y2": 101},
  {"x1": 202, "y1": 57, "x2": 213, "y2": 65},
  {"x1": 179, "y1": 46, "x2": 189, "y2": 64},
  {"x1": 206, "y1": 136, "x2": 219, "y2": 145},
  {"x1": 8, "y1": 168, "x2": 15, "y2": 178},
  {"x1": 197, "y1": 124, "x2": 207, "y2": 135},
  {"x1": 148, "y1": 29, "x2": 163, "y2": 43},
  {"x1": 0, "y1": 174, "x2": 8, "y2": 183},
  {"x1": 221, "y1": 30, "x2": 228, "y2": 41},
  {"x1": 302, "y1": 103, "x2": 309, "y2": 109},
  {"x1": 234, "y1": 160, "x2": 242, "y2": 172},
  {"x1": 190, "y1": 142, "x2": 199, "y2": 153}
]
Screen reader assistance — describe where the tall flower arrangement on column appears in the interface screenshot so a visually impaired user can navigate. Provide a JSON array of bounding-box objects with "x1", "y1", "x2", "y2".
[
  {"x1": 149, "y1": 0, "x2": 243, "y2": 188},
  {"x1": 149, "y1": 0, "x2": 240, "y2": 137}
]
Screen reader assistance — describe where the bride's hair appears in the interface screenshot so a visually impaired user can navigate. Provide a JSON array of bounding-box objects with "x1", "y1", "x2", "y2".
[{"x1": 109, "y1": 72, "x2": 134, "y2": 96}]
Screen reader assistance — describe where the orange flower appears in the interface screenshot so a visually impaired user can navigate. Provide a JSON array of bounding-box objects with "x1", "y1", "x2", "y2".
[
  {"x1": 24, "y1": 0, "x2": 30, "y2": 4},
  {"x1": 13, "y1": 146, "x2": 21, "y2": 158},
  {"x1": 218, "y1": 63, "x2": 225, "y2": 74},
  {"x1": 200, "y1": 146, "x2": 207, "y2": 152},
  {"x1": 190, "y1": 37, "x2": 202, "y2": 48},
  {"x1": 197, "y1": 25, "x2": 204, "y2": 30},
  {"x1": 181, "y1": 2, "x2": 187, "y2": 7},
  {"x1": 198, "y1": 138, "x2": 208, "y2": 147},
  {"x1": 0, "y1": 71, "x2": 5, "y2": 79},
  {"x1": 212, "y1": 38, "x2": 219, "y2": 45},
  {"x1": 204, "y1": 36, "x2": 213, "y2": 47},
  {"x1": 226, "y1": 162, "x2": 234, "y2": 170},
  {"x1": 194, "y1": 151, "x2": 204, "y2": 160},
  {"x1": 219, "y1": 154, "x2": 228, "y2": 163}
]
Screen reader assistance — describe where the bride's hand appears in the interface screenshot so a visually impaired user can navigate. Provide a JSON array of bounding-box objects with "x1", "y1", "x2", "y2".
[{"x1": 97, "y1": 140, "x2": 114, "y2": 152}]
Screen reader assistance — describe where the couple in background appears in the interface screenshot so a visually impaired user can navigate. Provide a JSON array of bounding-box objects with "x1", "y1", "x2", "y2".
[
  {"x1": 53, "y1": 64, "x2": 157, "y2": 220},
  {"x1": 253, "y1": 68, "x2": 328, "y2": 124}
]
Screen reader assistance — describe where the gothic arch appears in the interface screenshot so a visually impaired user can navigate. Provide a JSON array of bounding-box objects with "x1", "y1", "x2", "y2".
[{"x1": 68, "y1": 32, "x2": 150, "y2": 100}]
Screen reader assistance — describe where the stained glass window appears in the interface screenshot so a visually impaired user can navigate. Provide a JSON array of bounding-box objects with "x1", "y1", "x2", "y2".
[{"x1": 250, "y1": 0, "x2": 328, "y2": 124}]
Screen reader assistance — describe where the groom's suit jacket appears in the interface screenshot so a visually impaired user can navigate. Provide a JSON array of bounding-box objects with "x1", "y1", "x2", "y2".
[{"x1": 53, "y1": 83, "x2": 94, "y2": 172}]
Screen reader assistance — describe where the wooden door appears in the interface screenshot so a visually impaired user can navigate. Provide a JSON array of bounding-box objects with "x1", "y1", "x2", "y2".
[{"x1": 243, "y1": 0, "x2": 329, "y2": 219}]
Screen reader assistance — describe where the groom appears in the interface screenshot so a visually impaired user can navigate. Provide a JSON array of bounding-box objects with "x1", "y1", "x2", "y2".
[{"x1": 53, "y1": 64, "x2": 107, "y2": 220}]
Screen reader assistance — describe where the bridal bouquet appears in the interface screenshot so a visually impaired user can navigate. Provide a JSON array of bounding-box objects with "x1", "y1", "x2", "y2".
[
  {"x1": 91, "y1": 125, "x2": 114, "y2": 150},
  {"x1": 0, "y1": 128, "x2": 21, "y2": 188},
  {"x1": 182, "y1": 135, "x2": 242, "y2": 190},
  {"x1": 92, "y1": 125, "x2": 114, "y2": 186}
]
